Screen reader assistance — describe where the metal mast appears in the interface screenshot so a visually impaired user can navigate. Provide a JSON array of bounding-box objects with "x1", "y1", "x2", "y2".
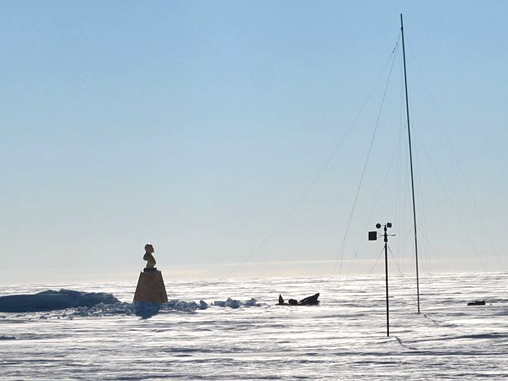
[
  {"x1": 369, "y1": 223, "x2": 394, "y2": 336},
  {"x1": 400, "y1": 14, "x2": 421, "y2": 314}
]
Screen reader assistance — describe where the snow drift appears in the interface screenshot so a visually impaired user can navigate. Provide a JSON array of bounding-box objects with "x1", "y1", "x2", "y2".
[{"x1": 0, "y1": 289, "x2": 119, "y2": 312}]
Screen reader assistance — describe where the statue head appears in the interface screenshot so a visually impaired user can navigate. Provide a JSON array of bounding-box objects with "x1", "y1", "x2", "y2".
[{"x1": 144, "y1": 243, "x2": 154, "y2": 253}]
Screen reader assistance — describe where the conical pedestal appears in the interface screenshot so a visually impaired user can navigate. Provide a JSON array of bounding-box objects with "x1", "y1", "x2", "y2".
[{"x1": 133, "y1": 269, "x2": 168, "y2": 303}]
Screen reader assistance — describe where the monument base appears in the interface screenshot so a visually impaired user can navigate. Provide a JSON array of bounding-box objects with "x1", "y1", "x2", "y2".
[{"x1": 133, "y1": 269, "x2": 168, "y2": 303}]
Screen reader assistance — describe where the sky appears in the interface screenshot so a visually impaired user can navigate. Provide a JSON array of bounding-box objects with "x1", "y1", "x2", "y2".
[{"x1": 1, "y1": 1, "x2": 507, "y2": 284}]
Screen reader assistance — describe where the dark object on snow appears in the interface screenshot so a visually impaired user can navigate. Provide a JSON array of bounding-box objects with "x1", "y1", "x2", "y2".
[
  {"x1": 278, "y1": 293, "x2": 320, "y2": 306},
  {"x1": 0, "y1": 289, "x2": 120, "y2": 312},
  {"x1": 467, "y1": 300, "x2": 486, "y2": 306},
  {"x1": 299, "y1": 293, "x2": 320, "y2": 305}
]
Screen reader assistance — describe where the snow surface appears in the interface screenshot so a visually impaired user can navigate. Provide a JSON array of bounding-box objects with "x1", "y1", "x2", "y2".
[{"x1": 0, "y1": 273, "x2": 507, "y2": 380}]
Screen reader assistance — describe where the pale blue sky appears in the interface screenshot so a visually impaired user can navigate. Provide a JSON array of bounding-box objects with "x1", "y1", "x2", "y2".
[{"x1": 1, "y1": 1, "x2": 507, "y2": 283}]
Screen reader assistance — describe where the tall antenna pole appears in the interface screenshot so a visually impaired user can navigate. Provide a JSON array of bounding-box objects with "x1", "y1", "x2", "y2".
[{"x1": 400, "y1": 13, "x2": 421, "y2": 314}]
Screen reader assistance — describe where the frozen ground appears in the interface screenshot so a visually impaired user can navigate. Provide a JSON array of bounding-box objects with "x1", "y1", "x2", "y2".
[{"x1": 1, "y1": 272, "x2": 507, "y2": 380}]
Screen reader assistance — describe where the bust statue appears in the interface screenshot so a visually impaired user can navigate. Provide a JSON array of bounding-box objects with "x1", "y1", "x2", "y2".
[
  {"x1": 143, "y1": 243, "x2": 157, "y2": 270},
  {"x1": 134, "y1": 243, "x2": 168, "y2": 303}
]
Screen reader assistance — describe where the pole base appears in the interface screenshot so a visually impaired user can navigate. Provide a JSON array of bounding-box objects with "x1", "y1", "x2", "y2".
[{"x1": 133, "y1": 270, "x2": 168, "y2": 303}]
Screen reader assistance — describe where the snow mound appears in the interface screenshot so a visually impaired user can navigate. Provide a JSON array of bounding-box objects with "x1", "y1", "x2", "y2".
[
  {"x1": 0, "y1": 289, "x2": 120, "y2": 312},
  {"x1": 212, "y1": 298, "x2": 261, "y2": 309},
  {"x1": 60, "y1": 297, "x2": 259, "y2": 318},
  {"x1": 165, "y1": 299, "x2": 209, "y2": 312},
  {"x1": 0, "y1": 289, "x2": 262, "y2": 317},
  {"x1": 67, "y1": 299, "x2": 209, "y2": 318}
]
